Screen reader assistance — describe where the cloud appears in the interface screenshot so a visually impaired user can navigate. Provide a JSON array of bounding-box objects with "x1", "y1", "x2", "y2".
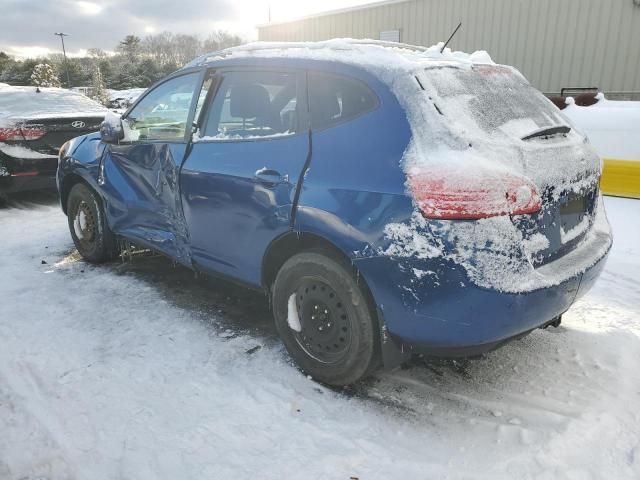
[
  {"x1": 0, "y1": 0, "x2": 247, "y2": 58},
  {"x1": 0, "y1": 0, "x2": 376, "y2": 58}
]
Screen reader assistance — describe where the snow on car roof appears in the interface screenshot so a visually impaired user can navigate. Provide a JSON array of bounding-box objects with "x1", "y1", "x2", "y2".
[
  {"x1": 0, "y1": 85, "x2": 108, "y2": 127},
  {"x1": 185, "y1": 38, "x2": 495, "y2": 71}
]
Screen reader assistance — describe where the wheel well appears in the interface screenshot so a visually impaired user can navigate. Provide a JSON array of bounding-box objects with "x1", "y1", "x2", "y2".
[
  {"x1": 263, "y1": 231, "x2": 385, "y2": 370},
  {"x1": 59, "y1": 173, "x2": 88, "y2": 215},
  {"x1": 263, "y1": 232, "x2": 347, "y2": 288}
]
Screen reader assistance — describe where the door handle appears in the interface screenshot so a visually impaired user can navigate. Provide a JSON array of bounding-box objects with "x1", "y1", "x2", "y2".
[{"x1": 254, "y1": 167, "x2": 288, "y2": 184}]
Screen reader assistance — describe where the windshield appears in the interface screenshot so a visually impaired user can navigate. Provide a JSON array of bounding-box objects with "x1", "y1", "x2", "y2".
[{"x1": 420, "y1": 65, "x2": 567, "y2": 140}]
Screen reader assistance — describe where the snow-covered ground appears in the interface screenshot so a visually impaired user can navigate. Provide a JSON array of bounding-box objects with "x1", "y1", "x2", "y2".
[{"x1": 0, "y1": 195, "x2": 639, "y2": 480}]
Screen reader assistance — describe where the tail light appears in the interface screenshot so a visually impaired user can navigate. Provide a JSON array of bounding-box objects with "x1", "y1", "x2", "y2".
[
  {"x1": 0, "y1": 126, "x2": 46, "y2": 141},
  {"x1": 410, "y1": 170, "x2": 542, "y2": 220}
]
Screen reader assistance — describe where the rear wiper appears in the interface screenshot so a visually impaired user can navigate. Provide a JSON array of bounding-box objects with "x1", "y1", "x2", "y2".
[{"x1": 521, "y1": 125, "x2": 571, "y2": 141}]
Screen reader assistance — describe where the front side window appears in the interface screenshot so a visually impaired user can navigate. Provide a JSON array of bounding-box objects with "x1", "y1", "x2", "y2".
[
  {"x1": 202, "y1": 71, "x2": 298, "y2": 140},
  {"x1": 123, "y1": 72, "x2": 199, "y2": 141},
  {"x1": 308, "y1": 72, "x2": 378, "y2": 130}
]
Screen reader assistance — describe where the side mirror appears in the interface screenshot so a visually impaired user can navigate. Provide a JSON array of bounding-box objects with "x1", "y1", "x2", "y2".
[{"x1": 100, "y1": 112, "x2": 124, "y2": 144}]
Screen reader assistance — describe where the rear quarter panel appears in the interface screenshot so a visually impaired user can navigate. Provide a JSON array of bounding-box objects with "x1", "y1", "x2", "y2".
[{"x1": 295, "y1": 64, "x2": 413, "y2": 258}]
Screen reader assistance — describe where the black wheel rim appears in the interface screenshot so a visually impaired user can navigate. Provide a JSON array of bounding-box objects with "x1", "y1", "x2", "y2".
[
  {"x1": 293, "y1": 279, "x2": 352, "y2": 364},
  {"x1": 73, "y1": 200, "x2": 97, "y2": 249}
]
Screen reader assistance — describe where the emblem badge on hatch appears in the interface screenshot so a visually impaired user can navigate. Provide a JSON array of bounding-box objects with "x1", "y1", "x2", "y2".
[{"x1": 71, "y1": 121, "x2": 86, "y2": 128}]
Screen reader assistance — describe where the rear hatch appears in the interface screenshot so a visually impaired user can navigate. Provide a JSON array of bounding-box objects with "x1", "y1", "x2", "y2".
[
  {"x1": 414, "y1": 64, "x2": 601, "y2": 265},
  {"x1": 0, "y1": 86, "x2": 107, "y2": 175},
  {"x1": 20, "y1": 116, "x2": 104, "y2": 155}
]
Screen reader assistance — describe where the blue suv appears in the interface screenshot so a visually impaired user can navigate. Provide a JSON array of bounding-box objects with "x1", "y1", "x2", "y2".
[{"x1": 57, "y1": 41, "x2": 612, "y2": 385}]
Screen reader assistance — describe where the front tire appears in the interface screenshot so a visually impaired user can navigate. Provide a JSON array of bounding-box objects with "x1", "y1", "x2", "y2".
[
  {"x1": 67, "y1": 183, "x2": 118, "y2": 263},
  {"x1": 272, "y1": 252, "x2": 378, "y2": 386}
]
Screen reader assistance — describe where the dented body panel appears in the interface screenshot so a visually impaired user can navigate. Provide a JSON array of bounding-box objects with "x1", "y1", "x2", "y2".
[
  {"x1": 182, "y1": 133, "x2": 310, "y2": 286},
  {"x1": 99, "y1": 142, "x2": 191, "y2": 265}
]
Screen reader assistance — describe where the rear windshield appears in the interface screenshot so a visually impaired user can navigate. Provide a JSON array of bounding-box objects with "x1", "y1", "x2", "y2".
[
  {"x1": 420, "y1": 65, "x2": 566, "y2": 139},
  {"x1": 0, "y1": 86, "x2": 107, "y2": 124}
]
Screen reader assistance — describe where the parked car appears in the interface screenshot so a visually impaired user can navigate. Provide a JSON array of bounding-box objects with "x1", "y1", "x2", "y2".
[
  {"x1": 57, "y1": 40, "x2": 612, "y2": 385},
  {"x1": 108, "y1": 87, "x2": 147, "y2": 112},
  {"x1": 0, "y1": 85, "x2": 107, "y2": 197}
]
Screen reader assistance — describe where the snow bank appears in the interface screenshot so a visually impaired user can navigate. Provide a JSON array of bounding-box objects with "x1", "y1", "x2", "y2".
[{"x1": 562, "y1": 94, "x2": 640, "y2": 161}]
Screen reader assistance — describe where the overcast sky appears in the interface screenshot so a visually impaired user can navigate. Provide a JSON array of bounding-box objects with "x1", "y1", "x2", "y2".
[{"x1": 0, "y1": 0, "x2": 373, "y2": 58}]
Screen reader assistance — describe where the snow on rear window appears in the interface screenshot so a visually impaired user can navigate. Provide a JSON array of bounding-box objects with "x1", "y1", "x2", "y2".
[{"x1": 422, "y1": 65, "x2": 567, "y2": 139}]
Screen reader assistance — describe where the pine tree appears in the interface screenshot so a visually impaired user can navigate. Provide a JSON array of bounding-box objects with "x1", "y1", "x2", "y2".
[
  {"x1": 30, "y1": 63, "x2": 61, "y2": 87},
  {"x1": 89, "y1": 64, "x2": 110, "y2": 106}
]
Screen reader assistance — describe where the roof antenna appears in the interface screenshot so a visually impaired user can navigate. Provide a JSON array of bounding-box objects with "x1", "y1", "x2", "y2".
[{"x1": 440, "y1": 22, "x2": 462, "y2": 53}]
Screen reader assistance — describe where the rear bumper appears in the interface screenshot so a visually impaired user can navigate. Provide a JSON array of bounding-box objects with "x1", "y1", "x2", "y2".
[
  {"x1": 0, "y1": 173, "x2": 57, "y2": 194},
  {"x1": 355, "y1": 217, "x2": 612, "y2": 357},
  {"x1": 0, "y1": 153, "x2": 57, "y2": 195}
]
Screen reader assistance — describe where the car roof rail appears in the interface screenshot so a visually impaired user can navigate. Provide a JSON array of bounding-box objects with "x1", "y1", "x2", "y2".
[{"x1": 184, "y1": 39, "x2": 430, "y2": 68}]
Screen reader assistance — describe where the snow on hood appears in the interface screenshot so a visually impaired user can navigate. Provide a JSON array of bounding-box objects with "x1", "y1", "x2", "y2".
[{"x1": 0, "y1": 86, "x2": 108, "y2": 127}]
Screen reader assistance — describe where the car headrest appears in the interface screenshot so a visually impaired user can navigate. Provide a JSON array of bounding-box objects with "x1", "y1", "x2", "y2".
[{"x1": 230, "y1": 83, "x2": 271, "y2": 119}]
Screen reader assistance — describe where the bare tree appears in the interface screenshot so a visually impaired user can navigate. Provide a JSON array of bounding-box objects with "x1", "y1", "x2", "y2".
[
  {"x1": 203, "y1": 30, "x2": 244, "y2": 53},
  {"x1": 118, "y1": 35, "x2": 142, "y2": 61}
]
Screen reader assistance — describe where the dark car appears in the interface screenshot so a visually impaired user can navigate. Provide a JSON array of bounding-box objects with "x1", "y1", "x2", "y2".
[
  {"x1": 57, "y1": 40, "x2": 612, "y2": 385},
  {"x1": 0, "y1": 85, "x2": 107, "y2": 197}
]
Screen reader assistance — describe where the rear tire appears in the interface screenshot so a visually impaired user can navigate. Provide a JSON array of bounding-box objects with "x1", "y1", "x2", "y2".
[
  {"x1": 67, "y1": 183, "x2": 118, "y2": 263},
  {"x1": 272, "y1": 251, "x2": 378, "y2": 386}
]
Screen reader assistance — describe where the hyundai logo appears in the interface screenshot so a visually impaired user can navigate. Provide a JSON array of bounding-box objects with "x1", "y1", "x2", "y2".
[{"x1": 71, "y1": 121, "x2": 86, "y2": 128}]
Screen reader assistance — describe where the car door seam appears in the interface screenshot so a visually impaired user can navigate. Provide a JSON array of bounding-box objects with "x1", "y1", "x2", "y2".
[{"x1": 290, "y1": 127, "x2": 312, "y2": 229}]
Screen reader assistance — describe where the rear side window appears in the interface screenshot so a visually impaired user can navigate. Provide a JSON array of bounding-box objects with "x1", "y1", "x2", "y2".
[
  {"x1": 308, "y1": 72, "x2": 378, "y2": 130},
  {"x1": 202, "y1": 71, "x2": 298, "y2": 139}
]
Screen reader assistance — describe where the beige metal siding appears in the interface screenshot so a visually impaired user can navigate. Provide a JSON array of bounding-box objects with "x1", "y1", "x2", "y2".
[{"x1": 258, "y1": 0, "x2": 640, "y2": 97}]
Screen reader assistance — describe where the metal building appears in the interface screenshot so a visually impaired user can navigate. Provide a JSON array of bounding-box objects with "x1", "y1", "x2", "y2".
[{"x1": 258, "y1": 0, "x2": 640, "y2": 99}]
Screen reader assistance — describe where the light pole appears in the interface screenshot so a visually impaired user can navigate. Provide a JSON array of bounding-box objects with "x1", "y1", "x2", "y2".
[{"x1": 54, "y1": 32, "x2": 71, "y2": 88}]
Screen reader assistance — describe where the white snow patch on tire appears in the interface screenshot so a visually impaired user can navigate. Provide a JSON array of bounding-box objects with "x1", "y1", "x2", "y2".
[{"x1": 287, "y1": 293, "x2": 302, "y2": 332}]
